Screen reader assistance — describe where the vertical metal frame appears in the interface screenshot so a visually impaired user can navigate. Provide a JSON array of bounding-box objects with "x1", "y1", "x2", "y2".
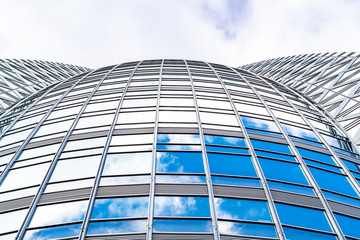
[
  {"x1": 183, "y1": 60, "x2": 220, "y2": 240},
  {"x1": 206, "y1": 63, "x2": 286, "y2": 240},
  {"x1": 16, "y1": 65, "x2": 120, "y2": 239},
  {"x1": 146, "y1": 59, "x2": 164, "y2": 240},
  {"x1": 0, "y1": 70, "x2": 95, "y2": 187},
  {"x1": 231, "y1": 68, "x2": 346, "y2": 240},
  {"x1": 79, "y1": 61, "x2": 143, "y2": 240}
]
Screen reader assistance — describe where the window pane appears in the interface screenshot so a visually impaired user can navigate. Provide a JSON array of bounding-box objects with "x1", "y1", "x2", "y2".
[
  {"x1": 156, "y1": 152, "x2": 204, "y2": 173},
  {"x1": 258, "y1": 158, "x2": 309, "y2": 185},
  {"x1": 154, "y1": 196, "x2": 210, "y2": 217},
  {"x1": 335, "y1": 213, "x2": 360, "y2": 239},
  {"x1": 156, "y1": 175, "x2": 206, "y2": 184},
  {"x1": 24, "y1": 223, "x2": 81, "y2": 240},
  {"x1": 153, "y1": 219, "x2": 212, "y2": 233},
  {"x1": 29, "y1": 201, "x2": 88, "y2": 228},
  {"x1": 103, "y1": 152, "x2": 152, "y2": 175},
  {"x1": 218, "y1": 221, "x2": 277, "y2": 238},
  {"x1": 275, "y1": 203, "x2": 332, "y2": 232},
  {"x1": 0, "y1": 209, "x2": 28, "y2": 234},
  {"x1": 87, "y1": 220, "x2": 147, "y2": 235},
  {"x1": 251, "y1": 139, "x2": 292, "y2": 155},
  {"x1": 283, "y1": 226, "x2": 337, "y2": 240},
  {"x1": 204, "y1": 135, "x2": 246, "y2": 147},
  {"x1": 157, "y1": 134, "x2": 200, "y2": 144},
  {"x1": 91, "y1": 197, "x2": 148, "y2": 219},
  {"x1": 215, "y1": 198, "x2": 272, "y2": 222},
  {"x1": 208, "y1": 153, "x2": 257, "y2": 177},
  {"x1": 211, "y1": 176, "x2": 261, "y2": 187}
]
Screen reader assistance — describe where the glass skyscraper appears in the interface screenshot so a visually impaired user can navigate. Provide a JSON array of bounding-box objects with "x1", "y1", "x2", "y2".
[{"x1": 0, "y1": 59, "x2": 359, "y2": 240}]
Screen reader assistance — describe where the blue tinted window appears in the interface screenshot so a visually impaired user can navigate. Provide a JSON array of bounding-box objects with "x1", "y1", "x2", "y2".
[
  {"x1": 296, "y1": 148, "x2": 335, "y2": 165},
  {"x1": 154, "y1": 196, "x2": 210, "y2": 217},
  {"x1": 24, "y1": 223, "x2": 81, "y2": 240},
  {"x1": 282, "y1": 124, "x2": 319, "y2": 142},
  {"x1": 91, "y1": 197, "x2": 148, "y2": 219},
  {"x1": 153, "y1": 219, "x2": 212, "y2": 233},
  {"x1": 157, "y1": 134, "x2": 200, "y2": 144},
  {"x1": 242, "y1": 116, "x2": 280, "y2": 132},
  {"x1": 206, "y1": 146, "x2": 249, "y2": 154},
  {"x1": 275, "y1": 203, "x2": 332, "y2": 232},
  {"x1": 212, "y1": 176, "x2": 261, "y2": 187},
  {"x1": 87, "y1": 220, "x2": 147, "y2": 235},
  {"x1": 251, "y1": 139, "x2": 292, "y2": 155},
  {"x1": 204, "y1": 135, "x2": 246, "y2": 147},
  {"x1": 258, "y1": 158, "x2": 309, "y2": 185},
  {"x1": 218, "y1": 221, "x2": 277, "y2": 238},
  {"x1": 215, "y1": 198, "x2": 272, "y2": 222},
  {"x1": 246, "y1": 128, "x2": 283, "y2": 138},
  {"x1": 283, "y1": 226, "x2": 337, "y2": 240},
  {"x1": 342, "y1": 159, "x2": 359, "y2": 172},
  {"x1": 156, "y1": 175, "x2": 206, "y2": 184},
  {"x1": 255, "y1": 150, "x2": 296, "y2": 162},
  {"x1": 156, "y1": 151, "x2": 204, "y2": 173},
  {"x1": 208, "y1": 153, "x2": 257, "y2": 177},
  {"x1": 268, "y1": 181, "x2": 315, "y2": 196},
  {"x1": 309, "y1": 167, "x2": 359, "y2": 198},
  {"x1": 323, "y1": 191, "x2": 360, "y2": 208},
  {"x1": 335, "y1": 214, "x2": 360, "y2": 238},
  {"x1": 304, "y1": 159, "x2": 342, "y2": 173},
  {"x1": 289, "y1": 136, "x2": 323, "y2": 148}
]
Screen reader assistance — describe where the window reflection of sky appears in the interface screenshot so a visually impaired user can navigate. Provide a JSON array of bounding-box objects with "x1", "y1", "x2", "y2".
[
  {"x1": 153, "y1": 219, "x2": 212, "y2": 233},
  {"x1": 204, "y1": 135, "x2": 246, "y2": 147},
  {"x1": 218, "y1": 221, "x2": 277, "y2": 237},
  {"x1": 334, "y1": 213, "x2": 360, "y2": 239},
  {"x1": 283, "y1": 226, "x2": 337, "y2": 240},
  {"x1": 24, "y1": 223, "x2": 81, "y2": 240},
  {"x1": 211, "y1": 176, "x2": 261, "y2": 187},
  {"x1": 156, "y1": 175, "x2": 206, "y2": 184},
  {"x1": 251, "y1": 139, "x2": 292, "y2": 155},
  {"x1": 154, "y1": 196, "x2": 210, "y2": 217},
  {"x1": 215, "y1": 198, "x2": 272, "y2": 222},
  {"x1": 87, "y1": 220, "x2": 147, "y2": 235},
  {"x1": 103, "y1": 152, "x2": 152, "y2": 175},
  {"x1": 29, "y1": 200, "x2": 88, "y2": 228},
  {"x1": 91, "y1": 197, "x2": 148, "y2": 219},
  {"x1": 156, "y1": 152, "x2": 204, "y2": 173},
  {"x1": 208, "y1": 153, "x2": 257, "y2": 177}
]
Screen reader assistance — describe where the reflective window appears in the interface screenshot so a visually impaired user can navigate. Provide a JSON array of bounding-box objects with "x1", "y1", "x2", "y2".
[
  {"x1": 156, "y1": 175, "x2": 206, "y2": 184},
  {"x1": 103, "y1": 152, "x2": 152, "y2": 175},
  {"x1": 283, "y1": 226, "x2": 337, "y2": 240},
  {"x1": 204, "y1": 135, "x2": 246, "y2": 147},
  {"x1": 24, "y1": 223, "x2": 82, "y2": 240},
  {"x1": 0, "y1": 209, "x2": 28, "y2": 234},
  {"x1": 157, "y1": 134, "x2": 200, "y2": 144},
  {"x1": 218, "y1": 221, "x2": 277, "y2": 238},
  {"x1": 156, "y1": 151, "x2": 204, "y2": 173},
  {"x1": 268, "y1": 181, "x2": 315, "y2": 196},
  {"x1": 154, "y1": 196, "x2": 210, "y2": 217},
  {"x1": 251, "y1": 139, "x2": 292, "y2": 155},
  {"x1": 87, "y1": 220, "x2": 147, "y2": 235},
  {"x1": 309, "y1": 167, "x2": 358, "y2": 198},
  {"x1": 275, "y1": 203, "x2": 332, "y2": 232},
  {"x1": 100, "y1": 175, "x2": 150, "y2": 186},
  {"x1": 335, "y1": 213, "x2": 360, "y2": 238},
  {"x1": 296, "y1": 148, "x2": 336, "y2": 165},
  {"x1": 91, "y1": 197, "x2": 148, "y2": 219},
  {"x1": 258, "y1": 158, "x2": 309, "y2": 185},
  {"x1": 153, "y1": 219, "x2": 212, "y2": 233},
  {"x1": 208, "y1": 153, "x2": 257, "y2": 177},
  {"x1": 211, "y1": 176, "x2": 261, "y2": 187},
  {"x1": 49, "y1": 155, "x2": 101, "y2": 182},
  {"x1": 29, "y1": 200, "x2": 88, "y2": 227},
  {"x1": 215, "y1": 198, "x2": 272, "y2": 222}
]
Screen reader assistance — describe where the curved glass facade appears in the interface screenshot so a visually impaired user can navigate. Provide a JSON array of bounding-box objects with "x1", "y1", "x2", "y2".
[
  {"x1": 240, "y1": 52, "x2": 360, "y2": 147},
  {"x1": 0, "y1": 59, "x2": 359, "y2": 240}
]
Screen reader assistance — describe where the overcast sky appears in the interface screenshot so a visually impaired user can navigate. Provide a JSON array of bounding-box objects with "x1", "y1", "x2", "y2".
[{"x1": 0, "y1": 0, "x2": 359, "y2": 69}]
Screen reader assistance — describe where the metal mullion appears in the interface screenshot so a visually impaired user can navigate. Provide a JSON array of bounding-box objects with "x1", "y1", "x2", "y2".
[
  {"x1": 183, "y1": 60, "x2": 220, "y2": 240},
  {"x1": 233, "y1": 68, "x2": 346, "y2": 240},
  {"x1": 16, "y1": 66, "x2": 119, "y2": 239},
  {"x1": 78, "y1": 61, "x2": 142, "y2": 240},
  {"x1": 207, "y1": 63, "x2": 286, "y2": 240},
  {"x1": 146, "y1": 59, "x2": 163, "y2": 240},
  {"x1": 0, "y1": 70, "x2": 94, "y2": 188}
]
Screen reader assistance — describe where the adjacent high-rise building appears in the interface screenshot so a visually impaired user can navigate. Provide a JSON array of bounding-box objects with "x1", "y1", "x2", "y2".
[
  {"x1": 0, "y1": 59, "x2": 359, "y2": 240},
  {"x1": 241, "y1": 52, "x2": 360, "y2": 147}
]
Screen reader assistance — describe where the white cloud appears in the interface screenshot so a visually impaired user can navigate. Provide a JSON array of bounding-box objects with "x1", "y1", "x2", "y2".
[{"x1": 0, "y1": 0, "x2": 359, "y2": 69}]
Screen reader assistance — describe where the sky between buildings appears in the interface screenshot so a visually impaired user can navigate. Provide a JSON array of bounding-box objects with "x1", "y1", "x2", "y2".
[{"x1": 0, "y1": 0, "x2": 359, "y2": 69}]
